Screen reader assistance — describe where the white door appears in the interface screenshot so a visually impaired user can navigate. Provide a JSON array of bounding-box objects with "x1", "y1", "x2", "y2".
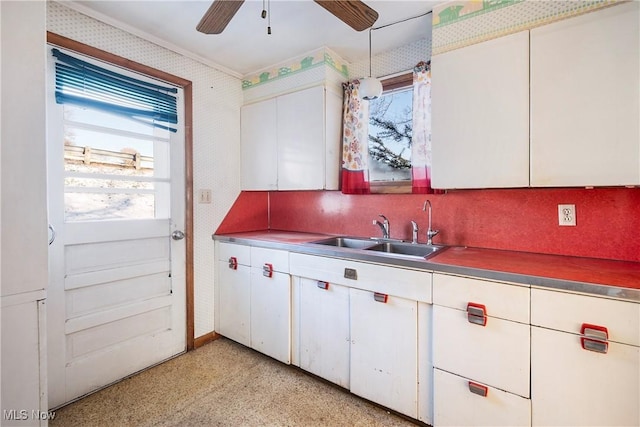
[{"x1": 46, "y1": 52, "x2": 186, "y2": 408}]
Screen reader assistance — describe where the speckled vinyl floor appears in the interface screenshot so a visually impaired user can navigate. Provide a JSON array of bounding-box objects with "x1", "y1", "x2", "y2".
[{"x1": 50, "y1": 337, "x2": 419, "y2": 427}]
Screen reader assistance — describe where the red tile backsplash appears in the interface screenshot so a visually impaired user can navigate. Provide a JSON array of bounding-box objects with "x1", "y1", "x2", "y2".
[
  {"x1": 216, "y1": 188, "x2": 640, "y2": 262},
  {"x1": 215, "y1": 191, "x2": 269, "y2": 234}
]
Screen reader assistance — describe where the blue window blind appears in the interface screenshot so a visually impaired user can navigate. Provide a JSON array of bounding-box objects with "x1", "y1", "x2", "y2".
[{"x1": 52, "y1": 48, "x2": 178, "y2": 132}]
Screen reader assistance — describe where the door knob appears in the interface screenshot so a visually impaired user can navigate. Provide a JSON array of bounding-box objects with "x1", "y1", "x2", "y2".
[{"x1": 172, "y1": 230, "x2": 185, "y2": 240}]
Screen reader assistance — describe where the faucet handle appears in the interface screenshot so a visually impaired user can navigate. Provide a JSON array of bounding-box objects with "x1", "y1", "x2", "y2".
[{"x1": 411, "y1": 221, "x2": 419, "y2": 244}]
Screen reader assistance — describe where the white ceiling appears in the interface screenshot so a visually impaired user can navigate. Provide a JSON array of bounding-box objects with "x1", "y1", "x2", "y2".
[{"x1": 68, "y1": 0, "x2": 440, "y2": 77}]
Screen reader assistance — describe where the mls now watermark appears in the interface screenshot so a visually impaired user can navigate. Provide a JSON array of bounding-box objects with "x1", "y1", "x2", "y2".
[{"x1": 3, "y1": 409, "x2": 56, "y2": 421}]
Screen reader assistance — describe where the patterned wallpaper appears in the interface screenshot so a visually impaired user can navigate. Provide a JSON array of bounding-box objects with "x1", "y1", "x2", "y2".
[
  {"x1": 241, "y1": 48, "x2": 347, "y2": 103},
  {"x1": 432, "y1": 0, "x2": 621, "y2": 54},
  {"x1": 47, "y1": 2, "x2": 243, "y2": 337}
]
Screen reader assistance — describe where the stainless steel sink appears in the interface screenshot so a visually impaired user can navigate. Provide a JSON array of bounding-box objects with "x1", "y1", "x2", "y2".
[
  {"x1": 365, "y1": 241, "x2": 444, "y2": 259},
  {"x1": 311, "y1": 236, "x2": 379, "y2": 250}
]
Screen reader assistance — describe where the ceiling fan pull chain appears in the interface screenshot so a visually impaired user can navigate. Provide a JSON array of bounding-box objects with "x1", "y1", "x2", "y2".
[
  {"x1": 267, "y1": 0, "x2": 272, "y2": 34},
  {"x1": 261, "y1": 0, "x2": 266, "y2": 19}
]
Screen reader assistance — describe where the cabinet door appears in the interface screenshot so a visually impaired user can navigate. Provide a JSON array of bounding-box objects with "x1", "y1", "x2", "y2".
[
  {"x1": 530, "y1": 2, "x2": 640, "y2": 187},
  {"x1": 298, "y1": 278, "x2": 350, "y2": 388},
  {"x1": 277, "y1": 86, "x2": 325, "y2": 190},
  {"x1": 217, "y1": 260, "x2": 251, "y2": 347},
  {"x1": 1, "y1": 298, "x2": 47, "y2": 427},
  {"x1": 434, "y1": 369, "x2": 531, "y2": 427},
  {"x1": 431, "y1": 30, "x2": 529, "y2": 189},
  {"x1": 350, "y1": 288, "x2": 418, "y2": 418},
  {"x1": 324, "y1": 87, "x2": 342, "y2": 190},
  {"x1": 241, "y1": 98, "x2": 278, "y2": 190},
  {"x1": 250, "y1": 269, "x2": 291, "y2": 364},
  {"x1": 531, "y1": 326, "x2": 639, "y2": 426}
]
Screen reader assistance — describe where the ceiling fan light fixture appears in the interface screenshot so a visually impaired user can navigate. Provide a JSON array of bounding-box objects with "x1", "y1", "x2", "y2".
[{"x1": 360, "y1": 77, "x2": 383, "y2": 100}]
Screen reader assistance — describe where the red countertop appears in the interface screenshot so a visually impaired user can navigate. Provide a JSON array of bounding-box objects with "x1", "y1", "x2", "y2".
[
  {"x1": 214, "y1": 230, "x2": 640, "y2": 294},
  {"x1": 429, "y1": 246, "x2": 640, "y2": 290}
]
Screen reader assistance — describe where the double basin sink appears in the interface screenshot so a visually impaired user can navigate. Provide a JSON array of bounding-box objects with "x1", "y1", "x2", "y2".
[{"x1": 310, "y1": 236, "x2": 445, "y2": 260}]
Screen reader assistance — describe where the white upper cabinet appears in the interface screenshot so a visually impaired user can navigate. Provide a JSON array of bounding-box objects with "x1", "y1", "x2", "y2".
[
  {"x1": 530, "y1": 2, "x2": 640, "y2": 187},
  {"x1": 241, "y1": 98, "x2": 278, "y2": 190},
  {"x1": 241, "y1": 85, "x2": 342, "y2": 191},
  {"x1": 431, "y1": 30, "x2": 530, "y2": 189}
]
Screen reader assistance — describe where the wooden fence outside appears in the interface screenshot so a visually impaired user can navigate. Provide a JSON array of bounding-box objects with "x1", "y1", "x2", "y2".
[{"x1": 64, "y1": 145, "x2": 153, "y2": 170}]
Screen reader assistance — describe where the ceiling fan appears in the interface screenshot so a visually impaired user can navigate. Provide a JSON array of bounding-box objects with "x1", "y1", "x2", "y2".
[{"x1": 197, "y1": 0, "x2": 379, "y2": 34}]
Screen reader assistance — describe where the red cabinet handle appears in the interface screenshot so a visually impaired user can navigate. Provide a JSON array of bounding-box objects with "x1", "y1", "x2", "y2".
[
  {"x1": 468, "y1": 381, "x2": 488, "y2": 397},
  {"x1": 316, "y1": 281, "x2": 329, "y2": 290},
  {"x1": 467, "y1": 302, "x2": 487, "y2": 326},
  {"x1": 228, "y1": 257, "x2": 238, "y2": 270},
  {"x1": 580, "y1": 323, "x2": 609, "y2": 354},
  {"x1": 373, "y1": 292, "x2": 388, "y2": 303},
  {"x1": 262, "y1": 263, "x2": 273, "y2": 278}
]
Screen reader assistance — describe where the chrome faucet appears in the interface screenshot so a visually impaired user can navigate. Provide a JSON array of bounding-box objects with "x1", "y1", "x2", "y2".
[
  {"x1": 423, "y1": 200, "x2": 439, "y2": 245},
  {"x1": 373, "y1": 214, "x2": 390, "y2": 239},
  {"x1": 411, "y1": 221, "x2": 419, "y2": 244}
]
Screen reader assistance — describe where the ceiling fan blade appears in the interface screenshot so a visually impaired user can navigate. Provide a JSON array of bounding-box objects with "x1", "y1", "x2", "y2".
[
  {"x1": 197, "y1": 0, "x2": 245, "y2": 34},
  {"x1": 314, "y1": 0, "x2": 379, "y2": 32}
]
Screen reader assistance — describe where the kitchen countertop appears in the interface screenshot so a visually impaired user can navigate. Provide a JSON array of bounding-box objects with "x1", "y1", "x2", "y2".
[{"x1": 213, "y1": 230, "x2": 640, "y2": 303}]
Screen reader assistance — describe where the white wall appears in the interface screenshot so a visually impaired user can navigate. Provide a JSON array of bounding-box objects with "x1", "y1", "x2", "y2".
[{"x1": 46, "y1": 2, "x2": 243, "y2": 337}]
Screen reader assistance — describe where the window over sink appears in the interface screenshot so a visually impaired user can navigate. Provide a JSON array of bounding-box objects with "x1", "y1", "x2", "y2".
[{"x1": 368, "y1": 72, "x2": 414, "y2": 193}]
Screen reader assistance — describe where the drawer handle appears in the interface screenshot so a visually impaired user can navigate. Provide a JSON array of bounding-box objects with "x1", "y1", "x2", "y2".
[
  {"x1": 373, "y1": 292, "x2": 388, "y2": 303},
  {"x1": 262, "y1": 263, "x2": 273, "y2": 278},
  {"x1": 228, "y1": 257, "x2": 238, "y2": 270},
  {"x1": 468, "y1": 381, "x2": 488, "y2": 397},
  {"x1": 580, "y1": 323, "x2": 608, "y2": 354},
  {"x1": 467, "y1": 302, "x2": 487, "y2": 326},
  {"x1": 316, "y1": 281, "x2": 329, "y2": 290}
]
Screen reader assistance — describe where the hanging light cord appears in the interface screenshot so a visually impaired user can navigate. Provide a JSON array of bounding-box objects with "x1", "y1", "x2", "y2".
[
  {"x1": 368, "y1": 28, "x2": 373, "y2": 77},
  {"x1": 371, "y1": 10, "x2": 432, "y2": 32}
]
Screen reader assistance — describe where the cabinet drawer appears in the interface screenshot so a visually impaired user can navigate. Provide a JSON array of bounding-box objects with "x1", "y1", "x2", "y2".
[
  {"x1": 433, "y1": 305, "x2": 530, "y2": 397},
  {"x1": 434, "y1": 369, "x2": 531, "y2": 427},
  {"x1": 217, "y1": 242, "x2": 250, "y2": 265},
  {"x1": 531, "y1": 288, "x2": 640, "y2": 347},
  {"x1": 433, "y1": 273, "x2": 529, "y2": 323},
  {"x1": 251, "y1": 246, "x2": 289, "y2": 273},
  {"x1": 289, "y1": 253, "x2": 431, "y2": 302}
]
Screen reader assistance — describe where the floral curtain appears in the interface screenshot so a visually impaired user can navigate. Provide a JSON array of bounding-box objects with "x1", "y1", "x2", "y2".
[
  {"x1": 341, "y1": 80, "x2": 371, "y2": 194},
  {"x1": 411, "y1": 61, "x2": 440, "y2": 194}
]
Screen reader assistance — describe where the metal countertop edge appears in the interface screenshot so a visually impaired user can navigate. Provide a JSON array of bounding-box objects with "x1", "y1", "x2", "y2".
[{"x1": 213, "y1": 234, "x2": 640, "y2": 304}]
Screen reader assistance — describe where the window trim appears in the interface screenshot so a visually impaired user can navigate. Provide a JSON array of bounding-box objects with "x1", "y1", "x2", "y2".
[{"x1": 369, "y1": 72, "x2": 413, "y2": 194}]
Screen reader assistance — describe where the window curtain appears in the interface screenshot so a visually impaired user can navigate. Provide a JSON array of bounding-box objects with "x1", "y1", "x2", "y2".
[
  {"x1": 341, "y1": 80, "x2": 371, "y2": 194},
  {"x1": 411, "y1": 61, "x2": 440, "y2": 194},
  {"x1": 52, "y1": 48, "x2": 178, "y2": 132}
]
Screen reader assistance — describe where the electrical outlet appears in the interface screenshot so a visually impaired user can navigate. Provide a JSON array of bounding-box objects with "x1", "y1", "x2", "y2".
[
  {"x1": 198, "y1": 189, "x2": 212, "y2": 204},
  {"x1": 558, "y1": 204, "x2": 576, "y2": 226}
]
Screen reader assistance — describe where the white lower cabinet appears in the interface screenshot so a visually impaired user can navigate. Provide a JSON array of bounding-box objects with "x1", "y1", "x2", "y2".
[
  {"x1": 1, "y1": 296, "x2": 48, "y2": 427},
  {"x1": 350, "y1": 287, "x2": 418, "y2": 419},
  {"x1": 434, "y1": 369, "x2": 531, "y2": 427},
  {"x1": 216, "y1": 243, "x2": 291, "y2": 364},
  {"x1": 531, "y1": 288, "x2": 640, "y2": 426},
  {"x1": 289, "y1": 252, "x2": 432, "y2": 423},
  {"x1": 432, "y1": 273, "x2": 531, "y2": 426},
  {"x1": 216, "y1": 243, "x2": 251, "y2": 346},
  {"x1": 250, "y1": 267, "x2": 290, "y2": 364},
  {"x1": 297, "y1": 277, "x2": 350, "y2": 388}
]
